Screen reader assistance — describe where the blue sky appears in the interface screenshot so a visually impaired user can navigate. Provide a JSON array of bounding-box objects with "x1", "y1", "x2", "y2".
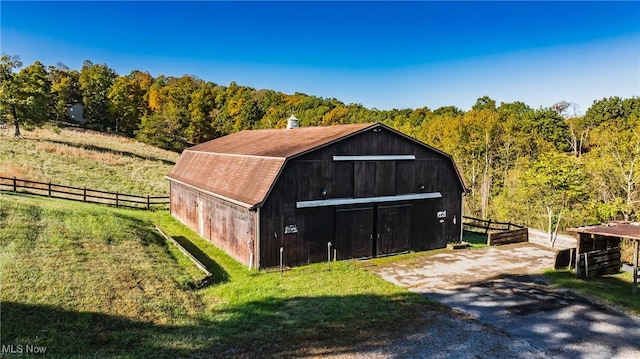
[{"x1": 1, "y1": 1, "x2": 639, "y2": 113}]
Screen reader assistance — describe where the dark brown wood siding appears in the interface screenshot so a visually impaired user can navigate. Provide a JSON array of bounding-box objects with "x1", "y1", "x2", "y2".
[
  {"x1": 170, "y1": 182, "x2": 255, "y2": 266},
  {"x1": 259, "y1": 126, "x2": 463, "y2": 267}
]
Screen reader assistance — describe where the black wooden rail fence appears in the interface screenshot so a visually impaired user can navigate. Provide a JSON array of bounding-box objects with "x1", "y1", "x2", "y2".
[
  {"x1": 0, "y1": 176, "x2": 169, "y2": 210},
  {"x1": 463, "y1": 215, "x2": 526, "y2": 233},
  {"x1": 577, "y1": 247, "x2": 622, "y2": 279},
  {"x1": 463, "y1": 215, "x2": 529, "y2": 246}
]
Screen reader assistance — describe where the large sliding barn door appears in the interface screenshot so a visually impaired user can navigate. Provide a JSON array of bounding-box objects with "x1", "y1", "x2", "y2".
[
  {"x1": 376, "y1": 204, "x2": 412, "y2": 255},
  {"x1": 335, "y1": 206, "x2": 374, "y2": 259},
  {"x1": 334, "y1": 203, "x2": 412, "y2": 259}
]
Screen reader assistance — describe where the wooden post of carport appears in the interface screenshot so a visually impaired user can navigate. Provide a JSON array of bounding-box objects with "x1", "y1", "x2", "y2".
[{"x1": 634, "y1": 239, "x2": 638, "y2": 295}]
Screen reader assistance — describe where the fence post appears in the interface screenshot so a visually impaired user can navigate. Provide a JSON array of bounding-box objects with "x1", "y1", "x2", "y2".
[
  {"x1": 327, "y1": 242, "x2": 332, "y2": 271},
  {"x1": 83, "y1": 187, "x2": 87, "y2": 202},
  {"x1": 485, "y1": 219, "x2": 492, "y2": 234},
  {"x1": 147, "y1": 195, "x2": 150, "y2": 210},
  {"x1": 48, "y1": 181, "x2": 51, "y2": 197},
  {"x1": 13, "y1": 176, "x2": 17, "y2": 192},
  {"x1": 116, "y1": 192, "x2": 119, "y2": 207},
  {"x1": 280, "y1": 247, "x2": 284, "y2": 278},
  {"x1": 584, "y1": 253, "x2": 589, "y2": 279}
]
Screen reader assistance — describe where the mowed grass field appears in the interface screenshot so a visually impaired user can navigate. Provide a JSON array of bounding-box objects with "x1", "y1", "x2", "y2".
[
  {"x1": 0, "y1": 126, "x2": 177, "y2": 196},
  {"x1": 1, "y1": 127, "x2": 439, "y2": 357},
  {"x1": 0, "y1": 195, "x2": 435, "y2": 358}
]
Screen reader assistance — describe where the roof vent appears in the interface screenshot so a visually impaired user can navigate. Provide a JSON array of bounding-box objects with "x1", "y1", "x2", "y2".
[{"x1": 287, "y1": 114, "x2": 299, "y2": 129}]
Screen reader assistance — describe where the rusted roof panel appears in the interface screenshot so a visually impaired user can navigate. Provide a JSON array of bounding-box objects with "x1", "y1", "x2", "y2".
[
  {"x1": 188, "y1": 123, "x2": 375, "y2": 158},
  {"x1": 568, "y1": 222, "x2": 640, "y2": 240},
  {"x1": 166, "y1": 151, "x2": 285, "y2": 207}
]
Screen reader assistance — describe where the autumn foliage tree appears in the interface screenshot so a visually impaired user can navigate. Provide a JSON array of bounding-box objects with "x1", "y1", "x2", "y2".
[
  {"x1": 517, "y1": 153, "x2": 588, "y2": 246},
  {"x1": 0, "y1": 56, "x2": 51, "y2": 137},
  {"x1": 584, "y1": 99, "x2": 640, "y2": 221},
  {"x1": 48, "y1": 63, "x2": 81, "y2": 122},
  {"x1": 2, "y1": 52, "x2": 640, "y2": 229},
  {"x1": 79, "y1": 60, "x2": 116, "y2": 128},
  {"x1": 108, "y1": 70, "x2": 152, "y2": 135}
]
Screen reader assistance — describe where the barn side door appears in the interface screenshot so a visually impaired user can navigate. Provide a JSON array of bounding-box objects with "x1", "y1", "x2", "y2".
[
  {"x1": 335, "y1": 206, "x2": 374, "y2": 259},
  {"x1": 197, "y1": 199, "x2": 205, "y2": 237}
]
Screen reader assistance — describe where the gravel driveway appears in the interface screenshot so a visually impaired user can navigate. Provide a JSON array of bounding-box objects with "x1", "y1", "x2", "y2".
[{"x1": 367, "y1": 243, "x2": 640, "y2": 358}]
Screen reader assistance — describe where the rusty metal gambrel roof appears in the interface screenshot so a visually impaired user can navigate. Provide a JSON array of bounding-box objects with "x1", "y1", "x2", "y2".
[
  {"x1": 187, "y1": 123, "x2": 374, "y2": 157},
  {"x1": 166, "y1": 122, "x2": 467, "y2": 209},
  {"x1": 568, "y1": 222, "x2": 640, "y2": 241}
]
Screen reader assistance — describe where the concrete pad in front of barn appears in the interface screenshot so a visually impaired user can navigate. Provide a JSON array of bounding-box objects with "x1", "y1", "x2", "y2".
[
  {"x1": 367, "y1": 243, "x2": 640, "y2": 358},
  {"x1": 373, "y1": 243, "x2": 558, "y2": 289}
]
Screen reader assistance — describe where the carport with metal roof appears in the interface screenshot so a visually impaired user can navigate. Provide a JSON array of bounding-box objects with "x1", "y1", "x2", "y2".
[{"x1": 568, "y1": 222, "x2": 640, "y2": 294}]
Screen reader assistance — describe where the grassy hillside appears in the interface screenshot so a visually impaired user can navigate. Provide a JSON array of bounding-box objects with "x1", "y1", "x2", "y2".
[
  {"x1": 0, "y1": 126, "x2": 178, "y2": 196},
  {"x1": 0, "y1": 194, "x2": 436, "y2": 357}
]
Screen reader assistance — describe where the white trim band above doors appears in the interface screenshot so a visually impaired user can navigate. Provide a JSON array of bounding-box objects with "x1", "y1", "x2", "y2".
[
  {"x1": 332, "y1": 155, "x2": 416, "y2": 161},
  {"x1": 296, "y1": 192, "x2": 442, "y2": 208}
]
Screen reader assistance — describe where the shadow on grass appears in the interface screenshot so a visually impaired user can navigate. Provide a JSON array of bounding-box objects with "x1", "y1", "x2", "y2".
[
  {"x1": 97, "y1": 211, "x2": 229, "y2": 288},
  {"x1": 2, "y1": 292, "x2": 433, "y2": 358},
  {"x1": 172, "y1": 235, "x2": 229, "y2": 284},
  {"x1": 40, "y1": 138, "x2": 175, "y2": 166}
]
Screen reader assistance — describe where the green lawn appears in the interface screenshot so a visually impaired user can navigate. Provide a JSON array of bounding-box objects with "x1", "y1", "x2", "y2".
[
  {"x1": 1, "y1": 194, "x2": 438, "y2": 358},
  {"x1": 462, "y1": 230, "x2": 488, "y2": 248}
]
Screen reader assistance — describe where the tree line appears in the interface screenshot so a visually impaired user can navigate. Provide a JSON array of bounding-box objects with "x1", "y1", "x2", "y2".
[{"x1": 1, "y1": 55, "x2": 639, "y2": 239}]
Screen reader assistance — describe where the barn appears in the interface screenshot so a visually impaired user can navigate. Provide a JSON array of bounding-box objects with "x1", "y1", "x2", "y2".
[{"x1": 166, "y1": 117, "x2": 467, "y2": 268}]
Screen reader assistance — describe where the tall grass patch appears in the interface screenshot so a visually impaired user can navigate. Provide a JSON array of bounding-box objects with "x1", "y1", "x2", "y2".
[{"x1": 0, "y1": 126, "x2": 178, "y2": 195}]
